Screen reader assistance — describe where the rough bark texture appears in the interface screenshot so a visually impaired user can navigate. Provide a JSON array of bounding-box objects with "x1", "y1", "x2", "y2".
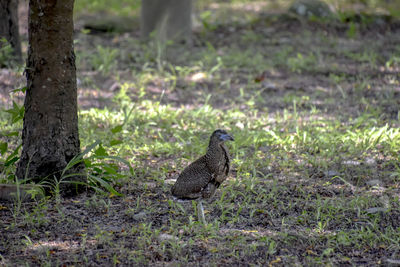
[
  {"x1": 0, "y1": 0, "x2": 22, "y2": 63},
  {"x1": 16, "y1": 0, "x2": 85, "y2": 196},
  {"x1": 141, "y1": 0, "x2": 192, "y2": 43}
]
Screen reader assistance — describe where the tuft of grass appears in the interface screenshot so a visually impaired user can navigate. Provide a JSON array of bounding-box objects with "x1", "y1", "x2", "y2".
[
  {"x1": 89, "y1": 45, "x2": 119, "y2": 75},
  {"x1": 74, "y1": 0, "x2": 140, "y2": 17},
  {"x1": 0, "y1": 38, "x2": 16, "y2": 68}
]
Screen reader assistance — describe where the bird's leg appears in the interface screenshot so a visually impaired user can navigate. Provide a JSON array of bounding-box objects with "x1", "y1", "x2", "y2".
[{"x1": 197, "y1": 200, "x2": 207, "y2": 225}]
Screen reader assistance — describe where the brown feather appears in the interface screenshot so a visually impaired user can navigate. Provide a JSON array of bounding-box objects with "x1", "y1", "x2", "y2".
[{"x1": 171, "y1": 130, "x2": 233, "y2": 200}]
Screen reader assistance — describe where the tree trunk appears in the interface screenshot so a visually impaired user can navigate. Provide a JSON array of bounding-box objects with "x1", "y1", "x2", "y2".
[
  {"x1": 0, "y1": 0, "x2": 22, "y2": 64},
  {"x1": 141, "y1": 0, "x2": 192, "y2": 43},
  {"x1": 16, "y1": 0, "x2": 85, "y2": 196}
]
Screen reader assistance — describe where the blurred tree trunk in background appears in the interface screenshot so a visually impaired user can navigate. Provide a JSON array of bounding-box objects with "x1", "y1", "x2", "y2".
[
  {"x1": 141, "y1": 0, "x2": 192, "y2": 43},
  {"x1": 0, "y1": 0, "x2": 22, "y2": 63},
  {"x1": 16, "y1": 0, "x2": 85, "y2": 196}
]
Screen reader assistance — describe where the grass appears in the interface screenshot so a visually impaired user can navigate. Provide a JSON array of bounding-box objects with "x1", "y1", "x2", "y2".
[
  {"x1": 1, "y1": 0, "x2": 400, "y2": 266},
  {"x1": 74, "y1": 0, "x2": 141, "y2": 16}
]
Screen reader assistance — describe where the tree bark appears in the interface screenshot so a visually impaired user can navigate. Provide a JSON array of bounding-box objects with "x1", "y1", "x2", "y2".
[
  {"x1": 16, "y1": 0, "x2": 85, "y2": 196},
  {"x1": 141, "y1": 0, "x2": 192, "y2": 43},
  {"x1": 0, "y1": 0, "x2": 22, "y2": 63}
]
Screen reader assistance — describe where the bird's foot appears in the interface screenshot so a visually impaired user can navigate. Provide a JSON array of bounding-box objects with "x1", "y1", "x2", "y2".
[{"x1": 197, "y1": 200, "x2": 207, "y2": 225}]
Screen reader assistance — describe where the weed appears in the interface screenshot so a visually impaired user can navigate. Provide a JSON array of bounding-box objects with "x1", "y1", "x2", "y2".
[
  {"x1": 90, "y1": 45, "x2": 118, "y2": 75},
  {"x1": 346, "y1": 22, "x2": 358, "y2": 38},
  {"x1": 287, "y1": 52, "x2": 317, "y2": 73},
  {"x1": 0, "y1": 38, "x2": 16, "y2": 68}
]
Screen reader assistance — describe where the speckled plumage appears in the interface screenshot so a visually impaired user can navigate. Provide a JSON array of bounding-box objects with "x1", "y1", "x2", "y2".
[{"x1": 171, "y1": 130, "x2": 233, "y2": 200}]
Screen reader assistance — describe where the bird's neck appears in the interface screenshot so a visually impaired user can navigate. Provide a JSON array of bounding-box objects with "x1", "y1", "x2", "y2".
[
  {"x1": 207, "y1": 140, "x2": 219, "y2": 149},
  {"x1": 206, "y1": 141, "x2": 224, "y2": 157}
]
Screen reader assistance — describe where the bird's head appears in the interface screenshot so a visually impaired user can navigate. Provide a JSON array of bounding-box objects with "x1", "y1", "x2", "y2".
[{"x1": 210, "y1": 129, "x2": 234, "y2": 144}]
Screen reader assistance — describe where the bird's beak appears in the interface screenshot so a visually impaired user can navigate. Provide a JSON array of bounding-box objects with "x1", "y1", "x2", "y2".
[{"x1": 220, "y1": 133, "x2": 234, "y2": 141}]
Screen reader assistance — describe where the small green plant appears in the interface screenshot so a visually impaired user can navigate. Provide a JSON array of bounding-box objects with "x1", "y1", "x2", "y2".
[
  {"x1": 346, "y1": 22, "x2": 358, "y2": 39},
  {"x1": 90, "y1": 45, "x2": 118, "y2": 75},
  {"x1": 287, "y1": 52, "x2": 317, "y2": 73},
  {"x1": 0, "y1": 87, "x2": 26, "y2": 183},
  {"x1": 0, "y1": 38, "x2": 15, "y2": 68},
  {"x1": 200, "y1": 10, "x2": 217, "y2": 31},
  {"x1": 344, "y1": 50, "x2": 378, "y2": 67},
  {"x1": 59, "y1": 140, "x2": 133, "y2": 196},
  {"x1": 75, "y1": 0, "x2": 141, "y2": 16},
  {"x1": 385, "y1": 46, "x2": 400, "y2": 69},
  {"x1": 273, "y1": 46, "x2": 294, "y2": 67}
]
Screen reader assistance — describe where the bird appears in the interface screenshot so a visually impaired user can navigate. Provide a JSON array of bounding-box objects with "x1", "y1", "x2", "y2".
[{"x1": 171, "y1": 129, "x2": 234, "y2": 224}]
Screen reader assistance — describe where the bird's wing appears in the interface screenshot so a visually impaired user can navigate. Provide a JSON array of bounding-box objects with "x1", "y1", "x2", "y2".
[
  {"x1": 171, "y1": 157, "x2": 213, "y2": 199},
  {"x1": 221, "y1": 144, "x2": 231, "y2": 176}
]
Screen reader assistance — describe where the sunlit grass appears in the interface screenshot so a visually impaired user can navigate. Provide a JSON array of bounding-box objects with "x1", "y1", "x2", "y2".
[
  {"x1": 75, "y1": 85, "x2": 400, "y2": 183},
  {"x1": 2, "y1": 86, "x2": 399, "y2": 267},
  {"x1": 74, "y1": 0, "x2": 140, "y2": 16}
]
